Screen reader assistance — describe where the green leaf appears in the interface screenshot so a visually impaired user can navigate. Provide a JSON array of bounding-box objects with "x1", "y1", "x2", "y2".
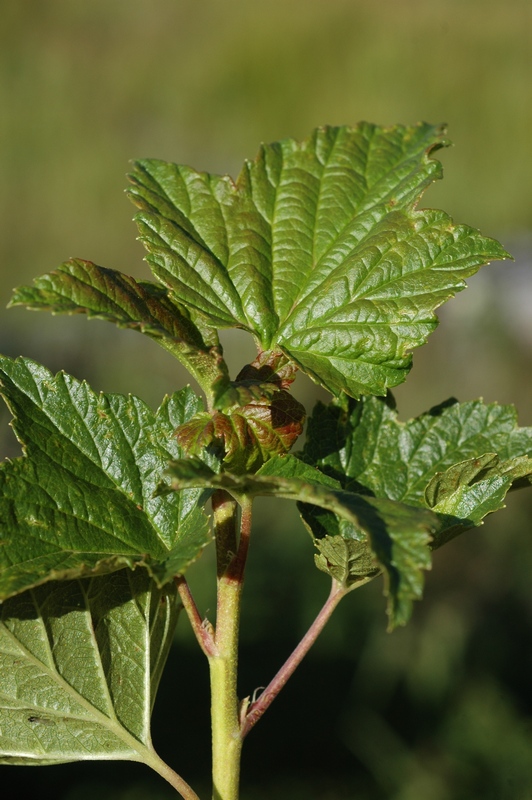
[
  {"x1": 423, "y1": 452, "x2": 532, "y2": 545},
  {"x1": 128, "y1": 123, "x2": 509, "y2": 397},
  {"x1": 313, "y1": 536, "x2": 379, "y2": 588},
  {"x1": 426, "y1": 452, "x2": 532, "y2": 511},
  {"x1": 158, "y1": 453, "x2": 343, "y2": 497},
  {"x1": 9, "y1": 259, "x2": 227, "y2": 398},
  {"x1": 159, "y1": 454, "x2": 437, "y2": 628},
  {"x1": 0, "y1": 570, "x2": 178, "y2": 765},
  {"x1": 302, "y1": 394, "x2": 532, "y2": 545},
  {"x1": 128, "y1": 160, "x2": 247, "y2": 330},
  {"x1": 0, "y1": 356, "x2": 210, "y2": 600}
]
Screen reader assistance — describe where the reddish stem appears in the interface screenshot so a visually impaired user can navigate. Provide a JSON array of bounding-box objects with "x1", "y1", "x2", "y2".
[
  {"x1": 241, "y1": 579, "x2": 347, "y2": 738},
  {"x1": 223, "y1": 497, "x2": 252, "y2": 585},
  {"x1": 175, "y1": 575, "x2": 217, "y2": 658}
]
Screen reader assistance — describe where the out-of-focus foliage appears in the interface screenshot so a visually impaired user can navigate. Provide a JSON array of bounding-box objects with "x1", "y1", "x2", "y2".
[{"x1": 1, "y1": 1, "x2": 532, "y2": 798}]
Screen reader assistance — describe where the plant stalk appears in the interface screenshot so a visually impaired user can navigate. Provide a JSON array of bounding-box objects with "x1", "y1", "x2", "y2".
[
  {"x1": 208, "y1": 491, "x2": 252, "y2": 800},
  {"x1": 241, "y1": 578, "x2": 348, "y2": 737},
  {"x1": 144, "y1": 749, "x2": 202, "y2": 800},
  {"x1": 176, "y1": 575, "x2": 217, "y2": 657}
]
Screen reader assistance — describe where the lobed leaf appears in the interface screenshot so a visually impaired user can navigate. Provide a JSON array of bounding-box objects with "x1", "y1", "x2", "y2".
[
  {"x1": 0, "y1": 570, "x2": 178, "y2": 765},
  {"x1": 0, "y1": 356, "x2": 210, "y2": 600},
  {"x1": 302, "y1": 394, "x2": 532, "y2": 545},
  {"x1": 159, "y1": 454, "x2": 437, "y2": 628},
  {"x1": 128, "y1": 123, "x2": 509, "y2": 397}
]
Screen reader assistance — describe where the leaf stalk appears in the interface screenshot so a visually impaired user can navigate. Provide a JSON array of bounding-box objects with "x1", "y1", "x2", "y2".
[
  {"x1": 143, "y1": 749, "x2": 202, "y2": 800},
  {"x1": 175, "y1": 575, "x2": 218, "y2": 657},
  {"x1": 241, "y1": 578, "x2": 348, "y2": 738}
]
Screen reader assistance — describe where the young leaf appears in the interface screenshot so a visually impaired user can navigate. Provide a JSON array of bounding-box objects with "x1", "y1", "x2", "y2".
[
  {"x1": 302, "y1": 394, "x2": 532, "y2": 545},
  {"x1": 9, "y1": 259, "x2": 226, "y2": 398},
  {"x1": 0, "y1": 356, "x2": 210, "y2": 600},
  {"x1": 0, "y1": 570, "x2": 178, "y2": 766},
  {"x1": 426, "y1": 452, "x2": 532, "y2": 511},
  {"x1": 128, "y1": 123, "x2": 509, "y2": 397},
  {"x1": 313, "y1": 536, "x2": 379, "y2": 589},
  {"x1": 175, "y1": 350, "x2": 305, "y2": 472},
  {"x1": 158, "y1": 454, "x2": 437, "y2": 628},
  {"x1": 175, "y1": 391, "x2": 305, "y2": 474}
]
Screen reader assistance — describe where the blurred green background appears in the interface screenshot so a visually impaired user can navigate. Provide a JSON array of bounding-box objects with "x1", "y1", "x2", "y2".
[{"x1": 1, "y1": 1, "x2": 532, "y2": 798}]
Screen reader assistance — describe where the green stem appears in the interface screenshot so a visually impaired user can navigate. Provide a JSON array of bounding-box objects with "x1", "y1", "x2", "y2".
[
  {"x1": 144, "y1": 748, "x2": 202, "y2": 800},
  {"x1": 208, "y1": 491, "x2": 252, "y2": 800}
]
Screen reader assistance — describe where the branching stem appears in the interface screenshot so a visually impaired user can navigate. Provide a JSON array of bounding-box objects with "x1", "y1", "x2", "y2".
[{"x1": 205, "y1": 494, "x2": 349, "y2": 798}]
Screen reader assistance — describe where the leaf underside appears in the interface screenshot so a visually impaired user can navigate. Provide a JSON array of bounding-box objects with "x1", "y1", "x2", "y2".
[
  {"x1": 128, "y1": 122, "x2": 509, "y2": 397},
  {"x1": 0, "y1": 356, "x2": 211, "y2": 600},
  {"x1": 0, "y1": 570, "x2": 178, "y2": 765}
]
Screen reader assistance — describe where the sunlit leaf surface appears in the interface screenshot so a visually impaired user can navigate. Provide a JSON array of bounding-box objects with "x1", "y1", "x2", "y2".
[
  {"x1": 129, "y1": 123, "x2": 509, "y2": 397},
  {"x1": 9, "y1": 259, "x2": 225, "y2": 394},
  {"x1": 0, "y1": 356, "x2": 210, "y2": 599},
  {"x1": 302, "y1": 393, "x2": 532, "y2": 547}
]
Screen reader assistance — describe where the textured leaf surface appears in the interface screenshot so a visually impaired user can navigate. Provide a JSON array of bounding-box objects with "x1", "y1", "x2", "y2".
[
  {"x1": 176, "y1": 361, "x2": 305, "y2": 473},
  {"x1": 0, "y1": 356, "x2": 210, "y2": 600},
  {"x1": 313, "y1": 536, "x2": 379, "y2": 588},
  {"x1": 424, "y1": 452, "x2": 532, "y2": 545},
  {"x1": 0, "y1": 570, "x2": 178, "y2": 764},
  {"x1": 128, "y1": 123, "x2": 509, "y2": 397},
  {"x1": 159, "y1": 455, "x2": 437, "y2": 627},
  {"x1": 175, "y1": 395, "x2": 305, "y2": 474},
  {"x1": 9, "y1": 259, "x2": 225, "y2": 395},
  {"x1": 302, "y1": 394, "x2": 532, "y2": 545}
]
